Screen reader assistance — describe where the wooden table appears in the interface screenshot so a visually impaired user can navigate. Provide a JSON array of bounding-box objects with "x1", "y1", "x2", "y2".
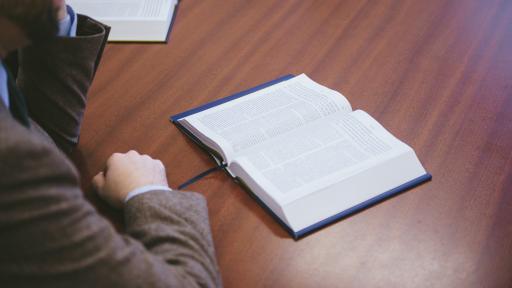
[{"x1": 73, "y1": 0, "x2": 512, "y2": 287}]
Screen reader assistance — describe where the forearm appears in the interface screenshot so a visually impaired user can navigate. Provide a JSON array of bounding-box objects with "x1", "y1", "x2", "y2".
[
  {"x1": 125, "y1": 190, "x2": 222, "y2": 287},
  {"x1": 17, "y1": 15, "x2": 108, "y2": 152},
  {"x1": 0, "y1": 137, "x2": 221, "y2": 287}
]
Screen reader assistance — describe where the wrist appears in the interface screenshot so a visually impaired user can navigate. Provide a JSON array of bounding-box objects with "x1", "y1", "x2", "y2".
[{"x1": 124, "y1": 185, "x2": 173, "y2": 203}]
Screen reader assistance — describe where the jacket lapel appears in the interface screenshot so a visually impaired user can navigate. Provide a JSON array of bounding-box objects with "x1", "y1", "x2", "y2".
[{"x1": 6, "y1": 67, "x2": 30, "y2": 128}]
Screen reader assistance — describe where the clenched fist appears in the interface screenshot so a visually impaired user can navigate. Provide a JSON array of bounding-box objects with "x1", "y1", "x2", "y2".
[{"x1": 93, "y1": 150, "x2": 169, "y2": 208}]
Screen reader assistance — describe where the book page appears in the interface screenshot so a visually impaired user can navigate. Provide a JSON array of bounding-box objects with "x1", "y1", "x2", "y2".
[
  {"x1": 231, "y1": 110, "x2": 415, "y2": 203},
  {"x1": 182, "y1": 74, "x2": 352, "y2": 163},
  {"x1": 68, "y1": 0, "x2": 174, "y2": 19}
]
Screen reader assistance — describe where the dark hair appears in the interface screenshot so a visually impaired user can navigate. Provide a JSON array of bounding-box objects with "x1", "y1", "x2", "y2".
[{"x1": 0, "y1": 0, "x2": 58, "y2": 42}]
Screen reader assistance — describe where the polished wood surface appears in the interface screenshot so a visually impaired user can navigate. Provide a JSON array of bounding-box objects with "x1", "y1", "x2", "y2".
[{"x1": 73, "y1": 0, "x2": 512, "y2": 287}]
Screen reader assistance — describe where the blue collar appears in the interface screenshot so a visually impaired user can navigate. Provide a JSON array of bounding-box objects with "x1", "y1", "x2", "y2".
[{"x1": 0, "y1": 60, "x2": 9, "y2": 108}]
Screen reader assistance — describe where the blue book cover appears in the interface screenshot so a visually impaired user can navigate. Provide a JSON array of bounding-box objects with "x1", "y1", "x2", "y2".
[{"x1": 170, "y1": 75, "x2": 432, "y2": 239}]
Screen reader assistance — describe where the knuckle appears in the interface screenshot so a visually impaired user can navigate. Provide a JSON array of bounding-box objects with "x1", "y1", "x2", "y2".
[
  {"x1": 141, "y1": 155, "x2": 152, "y2": 163},
  {"x1": 156, "y1": 160, "x2": 165, "y2": 169},
  {"x1": 111, "y1": 152, "x2": 121, "y2": 158},
  {"x1": 108, "y1": 153, "x2": 121, "y2": 163}
]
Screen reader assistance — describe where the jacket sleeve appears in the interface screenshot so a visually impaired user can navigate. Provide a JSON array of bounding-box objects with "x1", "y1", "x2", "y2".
[
  {"x1": 0, "y1": 120, "x2": 222, "y2": 287},
  {"x1": 16, "y1": 15, "x2": 109, "y2": 153}
]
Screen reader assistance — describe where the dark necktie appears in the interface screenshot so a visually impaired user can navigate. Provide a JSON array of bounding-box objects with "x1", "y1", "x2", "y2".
[{"x1": 6, "y1": 67, "x2": 30, "y2": 128}]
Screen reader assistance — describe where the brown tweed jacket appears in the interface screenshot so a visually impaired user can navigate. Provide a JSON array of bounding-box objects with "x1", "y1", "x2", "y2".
[{"x1": 0, "y1": 15, "x2": 222, "y2": 287}]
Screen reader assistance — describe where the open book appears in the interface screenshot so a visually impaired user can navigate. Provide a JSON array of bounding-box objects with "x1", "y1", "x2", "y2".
[
  {"x1": 68, "y1": 0, "x2": 178, "y2": 42},
  {"x1": 171, "y1": 74, "x2": 431, "y2": 238}
]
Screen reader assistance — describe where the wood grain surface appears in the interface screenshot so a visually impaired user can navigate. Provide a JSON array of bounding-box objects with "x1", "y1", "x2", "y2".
[{"x1": 72, "y1": 0, "x2": 512, "y2": 287}]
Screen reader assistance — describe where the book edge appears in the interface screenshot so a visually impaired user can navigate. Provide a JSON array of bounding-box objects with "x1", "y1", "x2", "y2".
[
  {"x1": 105, "y1": 0, "x2": 180, "y2": 43},
  {"x1": 234, "y1": 173, "x2": 431, "y2": 240},
  {"x1": 233, "y1": 177, "x2": 298, "y2": 237},
  {"x1": 164, "y1": 0, "x2": 179, "y2": 43},
  {"x1": 293, "y1": 173, "x2": 433, "y2": 239},
  {"x1": 173, "y1": 121, "x2": 224, "y2": 165}
]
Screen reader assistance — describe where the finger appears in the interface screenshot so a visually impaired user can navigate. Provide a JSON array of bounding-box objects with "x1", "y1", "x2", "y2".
[
  {"x1": 106, "y1": 152, "x2": 122, "y2": 168},
  {"x1": 92, "y1": 172, "x2": 105, "y2": 192}
]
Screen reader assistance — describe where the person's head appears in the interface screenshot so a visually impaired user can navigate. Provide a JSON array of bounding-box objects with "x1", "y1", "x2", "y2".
[{"x1": 0, "y1": 0, "x2": 58, "y2": 58}]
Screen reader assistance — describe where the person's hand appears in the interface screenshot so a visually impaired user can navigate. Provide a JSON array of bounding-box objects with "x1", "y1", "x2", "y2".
[
  {"x1": 53, "y1": 0, "x2": 68, "y2": 21},
  {"x1": 92, "y1": 150, "x2": 169, "y2": 209}
]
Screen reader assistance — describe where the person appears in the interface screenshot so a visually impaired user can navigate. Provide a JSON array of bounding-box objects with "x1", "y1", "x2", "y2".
[{"x1": 0, "y1": 0, "x2": 222, "y2": 287}]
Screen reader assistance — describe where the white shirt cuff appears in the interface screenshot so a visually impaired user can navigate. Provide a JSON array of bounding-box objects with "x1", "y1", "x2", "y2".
[{"x1": 124, "y1": 185, "x2": 173, "y2": 203}]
